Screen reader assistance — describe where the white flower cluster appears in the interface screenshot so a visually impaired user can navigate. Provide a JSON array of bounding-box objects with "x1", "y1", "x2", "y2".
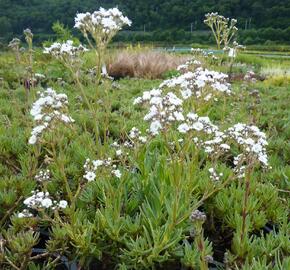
[
  {"x1": 190, "y1": 209, "x2": 206, "y2": 222},
  {"x1": 208, "y1": 167, "x2": 223, "y2": 181},
  {"x1": 191, "y1": 48, "x2": 216, "y2": 59},
  {"x1": 244, "y1": 70, "x2": 257, "y2": 83},
  {"x1": 106, "y1": 129, "x2": 147, "y2": 161},
  {"x1": 132, "y1": 58, "x2": 269, "y2": 178},
  {"x1": 204, "y1": 12, "x2": 237, "y2": 28},
  {"x1": 29, "y1": 88, "x2": 74, "y2": 145},
  {"x1": 177, "y1": 112, "x2": 230, "y2": 154},
  {"x1": 191, "y1": 48, "x2": 204, "y2": 53},
  {"x1": 18, "y1": 190, "x2": 68, "y2": 218},
  {"x1": 178, "y1": 114, "x2": 269, "y2": 172},
  {"x1": 133, "y1": 88, "x2": 161, "y2": 105},
  {"x1": 35, "y1": 169, "x2": 50, "y2": 182},
  {"x1": 141, "y1": 91, "x2": 184, "y2": 135},
  {"x1": 8, "y1": 38, "x2": 21, "y2": 50},
  {"x1": 83, "y1": 158, "x2": 122, "y2": 182},
  {"x1": 134, "y1": 89, "x2": 184, "y2": 135},
  {"x1": 129, "y1": 127, "x2": 147, "y2": 144},
  {"x1": 34, "y1": 73, "x2": 46, "y2": 83},
  {"x1": 233, "y1": 154, "x2": 247, "y2": 178},
  {"x1": 44, "y1": 40, "x2": 88, "y2": 58},
  {"x1": 75, "y1": 7, "x2": 131, "y2": 45},
  {"x1": 160, "y1": 68, "x2": 231, "y2": 100},
  {"x1": 134, "y1": 64, "x2": 231, "y2": 106},
  {"x1": 177, "y1": 112, "x2": 218, "y2": 134},
  {"x1": 202, "y1": 132, "x2": 230, "y2": 155},
  {"x1": 133, "y1": 61, "x2": 232, "y2": 136},
  {"x1": 83, "y1": 128, "x2": 148, "y2": 180},
  {"x1": 204, "y1": 13, "x2": 238, "y2": 43},
  {"x1": 204, "y1": 12, "x2": 239, "y2": 51},
  {"x1": 177, "y1": 59, "x2": 201, "y2": 73},
  {"x1": 18, "y1": 209, "x2": 33, "y2": 218},
  {"x1": 226, "y1": 123, "x2": 268, "y2": 167}
]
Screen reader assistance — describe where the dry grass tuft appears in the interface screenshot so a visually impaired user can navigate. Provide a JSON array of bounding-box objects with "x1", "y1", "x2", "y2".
[{"x1": 106, "y1": 50, "x2": 189, "y2": 79}]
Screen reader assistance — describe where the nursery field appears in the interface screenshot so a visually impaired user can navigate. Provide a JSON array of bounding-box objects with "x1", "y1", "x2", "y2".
[
  {"x1": 0, "y1": 46, "x2": 289, "y2": 270},
  {"x1": 0, "y1": 8, "x2": 290, "y2": 270}
]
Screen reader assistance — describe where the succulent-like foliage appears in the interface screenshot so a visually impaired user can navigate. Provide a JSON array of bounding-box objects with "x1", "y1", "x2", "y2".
[{"x1": 0, "y1": 7, "x2": 289, "y2": 270}]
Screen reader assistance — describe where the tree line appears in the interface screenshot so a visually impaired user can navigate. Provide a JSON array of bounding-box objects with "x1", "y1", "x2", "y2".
[{"x1": 0, "y1": 0, "x2": 289, "y2": 44}]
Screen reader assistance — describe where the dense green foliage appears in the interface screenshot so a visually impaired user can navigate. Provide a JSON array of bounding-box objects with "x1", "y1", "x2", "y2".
[
  {"x1": 1, "y1": 0, "x2": 290, "y2": 44},
  {"x1": 0, "y1": 4, "x2": 289, "y2": 269},
  {"x1": 0, "y1": 44, "x2": 289, "y2": 269}
]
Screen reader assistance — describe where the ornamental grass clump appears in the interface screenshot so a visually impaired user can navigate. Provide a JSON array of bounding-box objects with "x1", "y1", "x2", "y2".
[{"x1": 107, "y1": 50, "x2": 188, "y2": 79}]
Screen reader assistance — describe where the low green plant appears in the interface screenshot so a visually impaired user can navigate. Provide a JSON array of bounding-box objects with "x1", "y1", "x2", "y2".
[{"x1": 0, "y1": 9, "x2": 289, "y2": 270}]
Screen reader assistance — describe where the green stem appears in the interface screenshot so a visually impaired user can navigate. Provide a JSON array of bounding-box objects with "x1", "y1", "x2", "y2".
[
  {"x1": 96, "y1": 49, "x2": 102, "y2": 86},
  {"x1": 51, "y1": 140, "x2": 73, "y2": 203},
  {"x1": 71, "y1": 67, "x2": 93, "y2": 113},
  {"x1": 175, "y1": 174, "x2": 235, "y2": 226},
  {"x1": 68, "y1": 65, "x2": 100, "y2": 141},
  {"x1": 240, "y1": 166, "x2": 252, "y2": 243},
  {"x1": 0, "y1": 196, "x2": 23, "y2": 227},
  {"x1": 196, "y1": 230, "x2": 208, "y2": 270},
  {"x1": 4, "y1": 256, "x2": 20, "y2": 270}
]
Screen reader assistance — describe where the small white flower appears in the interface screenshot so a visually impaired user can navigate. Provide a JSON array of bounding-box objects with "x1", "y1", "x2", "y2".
[
  {"x1": 112, "y1": 169, "x2": 122, "y2": 178},
  {"x1": 41, "y1": 198, "x2": 53, "y2": 208},
  {"x1": 58, "y1": 200, "x2": 68, "y2": 209},
  {"x1": 191, "y1": 122, "x2": 204, "y2": 131},
  {"x1": 150, "y1": 120, "x2": 162, "y2": 135},
  {"x1": 173, "y1": 111, "x2": 185, "y2": 121},
  {"x1": 28, "y1": 135, "x2": 37, "y2": 145},
  {"x1": 139, "y1": 136, "x2": 147, "y2": 143},
  {"x1": 178, "y1": 123, "x2": 190, "y2": 133},
  {"x1": 84, "y1": 171, "x2": 96, "y2": 182},
  {"x1": 252, "y1": 143, "x2": 262, "y2": 153},
  {"x1": 220, "y1": 143, "x2": 230, "y2": 150},
  {"x1": 116, "y1": 149, "x2": 122, "y2": 156},
  {"x1": 93, "y1": 160, "x2": 104, "y2": 168},
  {"x1": 208, "y1": 168, "x2": 214, "y2": 173},
  {"x1": 18, "y1": 210, "x2": 33, "y2": 218}
]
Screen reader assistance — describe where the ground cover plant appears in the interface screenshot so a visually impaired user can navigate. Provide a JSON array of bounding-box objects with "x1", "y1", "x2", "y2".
[{"x1": 0, "y1": 7, "x2": 289, "y2": 270}]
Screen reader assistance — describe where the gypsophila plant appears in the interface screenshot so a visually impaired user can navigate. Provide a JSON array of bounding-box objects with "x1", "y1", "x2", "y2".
[
  {"x1": 75, "y1": 7, "x2": 131, "y2": 86},
  {"x1": 43, "y1": 40, "x2": 92, "y2": 111},
  {"x1": 28, "y1": 88, "x2": 74, "y2": 145},
  {"x1": 8, "y1": 38, "x2": 21, "y2": 64},
  {"x1": 204, "y1": 12, "x2": 245, "y2": 77},
  {"x1": 43, "y1": 40, "x2": 87, "y2": 64},
  {"x1": 23, "y1": 28, "x2": 34, "y2": 87},
  {"x1": 133, "y1": 67, "x2": 231, "y2": 136},
  {"x1": 204, "y1": 12, "x2": 238, "y2": 50}
]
